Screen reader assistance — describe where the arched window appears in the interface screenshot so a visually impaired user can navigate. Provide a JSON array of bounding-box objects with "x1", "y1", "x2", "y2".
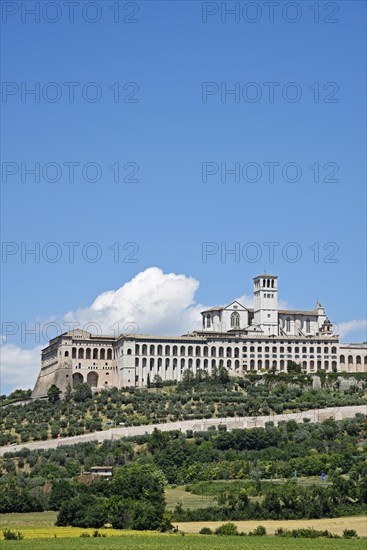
[
  {"x1": 280, "y1": 360, "x2": 284, "y2": 370},
  {"x1": 262, "y1": 279, "x2": 265, "y2": 287},
  {"x1": 195, "y1": 346, "x2": 201, "y2": 356},
  {"x1": 310, "y1": 360, "x2": 315, "y2": 369},
  {"x1": 280, "y1": 346, "x2": 284, "y2": 353},
  {"x1": 142, "y1": 358, "x2": 147, "y2": 368},
  {"x1": 78, "y1": 348, "x2": 84, "y2": 359},
  {"x1": 107, "y1": 349, "x2": 112, "y2": 360},
  {"x1": 203, "y1": 346, "x2": 209, "y2": 357},
  {"x1": 286, "y1": 318, "x2": 291, "y2": 332},
  {"x1": 180, "y1": 358, "x2": 185, "y2": 369},
  {"x1": 93, "y1": 348, "x2": 98, "y2": 360},
  {"x1": 86, "y1": 348, "x2": 91, "y2": 359},
  {"x1": 226, "y1": 347, "x2": 232, "y2": 357},
  {"x1": 340, "y1": 355, "x2": 345, "y2": 363},
  {"x1": 257, "y1": 346, "x2": 262, "y2": 353},
  {"x1": 356, "y1": 355, "x2": 361, "y2": 364},
  {"x1": 231, "y1": 311, "x2": 240, "y2": 328},
  {"x1": 127, "y1": 349, "x2": 132, "y2": 356},
  {"x1": 150, "y1": 345, "x2": 155, "y2": 355},
  {"x1": 157, "y1": 345, "x2": 163, "y2": 355},
  {"x1": 258, "y1": 360, "x2": 262, "y2": 369},
  {"x1": 72, "y1": 347, "x2": 77, "y2": 359},
  {"x1": 267, "y1": 279, "x2": 270, "y2": 288},
  {"x1": 265, "y1": 346, "x2": 270, "y2": 353},
  {"x1": 135, "y1": 358, "x2": 139, "y2": 367},
  {"x1": 306, "y1": 319, "x2": 311, "y2": 332},
  {"x1": 317, "y1": 347, "x2": 321, "y2": 354},
  {"x1": 172, "y1": 345, "x2": 178, "y2": 355},
  {"x1": 204, "y1": 359, "x2": 208, "y2": 368},
  {"x1": 196, "y1": 359, "x2": 200, "y2": 368},
  {"x1": 325, "y1": 360, "x2": 329, "y2": 369},
  {"x1": 135, "y1": 344, "x2": 140, "y2": 355},
  {"x1": 250, "y1": 359, "x2": 255, "y2": 369},
  {"x1": 227, "y1": 359, "x2": 231, "y2": 369},
  {"x1": 180, "y1": 346, "x2": 185, "y2": 356},
  {"x1": 218, "y1": 347, "x2": 224, "y2": 357},
  {"x1": 165, "y1": 345, "x2": 170, "y2": 356},
  {"x1": 317, "y1": 360, "x2": 321, "y2": 368},
  {"x1": 188, "y1": 346, "x2": 193, "y2": 356},
  {"x1": 250, "y1": 346, "x2": 255, "y2": 352},
  {"x1": 64, "y1": 350, "x2": 69, "y2": 357},
  {"x1": 302, "y1": 346, "x2": 307, "y2": 354},
  {"x1": 331, "y1": 347, "x2": 337, "y2": 354},
  {"x1": 211, "y1": 346, "x2": 216, "y2": 357},
  {"x1": 272, "y1": 360, "x2": 277, "y2": 368},
  {"x1": 310, "y1": 347, "x2": 314, "y2": 354},
  {"x1": 234, "y1": 347, "x2": 239, "y2": 357},
  {"x1": 100, "y1": 348, "x2": 105, "y2": 360},
  {"x1": 150, "y1": 358, "x2": 154, "y2": 370},
  {"x1": 142, "y1": 344, "x2": 147, "y2": 355},
  {"x1": 295, "y1": 347, "x2": 299, "y2": 353},
  {"x1": 211, "y1": 359, "x2": 216, "y2": 368},
  {"x1": 348, "y1": 355, "x2": 353, "y2": 364},
  {"x1": 157, "y1": 358, "x2": 162, "y2": 369},
  {"x1": 173, "y1": 358, "x2": 177, "y2": 369},
  {"x1": 188, "y1": 358, "x2": 193, "y2": 368},
  {"x1": 206, "y1": 314, "x2": 211, "y2": 328},
  {"x1": 165, "y1": 358, "x2": 170, "y2": 369},
  {"x1": 332, "y1": 360, "x2": 337, "y2": 369},
  {"x1": 287, "y1": 346, "x2": 292, "y2": 353},
  {"x1": 265, "y1": 359, "x2": 269, "y2": 368}
]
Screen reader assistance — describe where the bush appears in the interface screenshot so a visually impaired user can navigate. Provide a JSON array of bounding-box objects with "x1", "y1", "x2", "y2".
[
  {"x1": 343, "y1": 529, "x2": 357, "y2": 538},
  {"x1": 249, "y1": 525, "x2": 267, "y2": 536},
  {"x1": 215, "y1": 523, "x2": 238, "y2": 536},
  {"x1": 3, "y1": 529, "x2": 24, "y2": 540},
  {"x1": 200, "y1": 527, "x2": 213, "y2": 535}
]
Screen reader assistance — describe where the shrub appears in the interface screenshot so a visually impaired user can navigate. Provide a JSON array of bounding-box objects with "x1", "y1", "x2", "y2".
[
  {"x1": 3, "y1": 529, "x2": 24, "y2": 540},
  {"x1": 200, "y1": 527, "x2": 213, "y2": 535},
  {"x1": 215, "y1": 523, "x2": 238, "y2": 536},
  {"x1": 249, "y1": 525, "x2": 267, "y2": 536},
  {"x1": 343, "y1": 529, "x2": 357, "y2": 538}
]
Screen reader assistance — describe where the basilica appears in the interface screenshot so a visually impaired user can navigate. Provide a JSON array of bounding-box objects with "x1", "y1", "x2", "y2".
[{"x1": 32, "y1": 274, "x2": 367, "y2": 398}]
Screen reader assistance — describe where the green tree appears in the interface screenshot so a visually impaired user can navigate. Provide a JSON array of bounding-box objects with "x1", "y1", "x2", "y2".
[
  {"x1": 73, "y1": 383, "x2": 92, "y2": 402},
  {"x1": 47, "y1": 384, "x2": 61, "y2": 404}
]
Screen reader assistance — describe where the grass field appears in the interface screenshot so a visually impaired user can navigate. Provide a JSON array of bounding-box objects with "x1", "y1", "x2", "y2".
[
  {"x1": 0, "y1": 535, "x2": 366, "y2": 549},
  {"x1": 1, "y1": 512, "x2": 366, "y2": 543},
  {"x1": 165, "y1": 486, "x2": 216, "y2": 510}
]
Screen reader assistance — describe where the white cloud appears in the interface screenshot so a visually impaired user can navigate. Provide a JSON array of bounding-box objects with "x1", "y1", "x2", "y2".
[
  {"x1": 64, "y1": 267, "x2": 203, "y2": 336},
  {"x1": 0, "y1": 344, "x2": 42, "y2": 394},
  {"x1": 337, "y1": 320, "x2": 367, "y2": 340}
]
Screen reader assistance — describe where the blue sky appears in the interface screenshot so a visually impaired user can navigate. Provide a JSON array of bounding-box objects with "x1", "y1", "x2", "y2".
[{"x1": 1, "y1": 1, "x2": 366, "y2": 392}]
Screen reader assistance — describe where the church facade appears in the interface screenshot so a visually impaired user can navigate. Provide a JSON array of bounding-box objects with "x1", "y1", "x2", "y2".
[{"x1": 32, "y1": 274, "x2": 367, "y2": 398}]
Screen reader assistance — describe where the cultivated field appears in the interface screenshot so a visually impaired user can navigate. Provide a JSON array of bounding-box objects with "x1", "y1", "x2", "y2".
[
  {"x1": 177, "y1": 516, "x2": 367, "y2": 537},
  {"x1": 0, "y1": 535, "x2": 366, "y2": 549},
  {"x1": 0, "y1": 512, "x2": 366, "y2": 546}
]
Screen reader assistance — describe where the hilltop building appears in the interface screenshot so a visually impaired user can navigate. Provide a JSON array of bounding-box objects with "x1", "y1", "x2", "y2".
[{"x1": 32, "y1": 274, "x2": 367, "y2": 398}]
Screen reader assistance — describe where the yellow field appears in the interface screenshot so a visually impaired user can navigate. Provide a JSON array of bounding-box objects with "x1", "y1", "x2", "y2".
[
  {"x1": 177, "y1": 516, "x2": 367, "y2": 537},
  {"x1": 0, "y1": 512, "x2": 366, "y2": 540}
]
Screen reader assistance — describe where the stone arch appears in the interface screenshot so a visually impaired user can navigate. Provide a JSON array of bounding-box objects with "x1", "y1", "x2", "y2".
[
  {"x1": 72, "y1": 372, "x2": 83, "y2": 387},
  {"x1": 87, "y1": 371, "x2": 98, "y2": 387}
]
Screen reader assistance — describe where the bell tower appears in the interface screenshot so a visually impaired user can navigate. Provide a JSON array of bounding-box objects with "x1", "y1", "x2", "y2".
[{"x1": 253, "y1": 274, "x2": 278, "y2": 336}]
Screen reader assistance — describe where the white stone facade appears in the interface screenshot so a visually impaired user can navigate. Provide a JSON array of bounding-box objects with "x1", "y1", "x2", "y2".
[{"x1": 32, "y1": 274, "x2": 367, "y2": 398}]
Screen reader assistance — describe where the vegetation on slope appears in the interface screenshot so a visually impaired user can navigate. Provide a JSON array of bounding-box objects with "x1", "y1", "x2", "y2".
[{"x1": 1, "y1": 368, "x2": 366, "y2": 446}]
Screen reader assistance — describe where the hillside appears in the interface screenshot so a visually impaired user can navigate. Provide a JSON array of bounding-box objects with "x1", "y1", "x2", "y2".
[{"x1": 1, "y1": 370, "x2": 366, "y2": 446}]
